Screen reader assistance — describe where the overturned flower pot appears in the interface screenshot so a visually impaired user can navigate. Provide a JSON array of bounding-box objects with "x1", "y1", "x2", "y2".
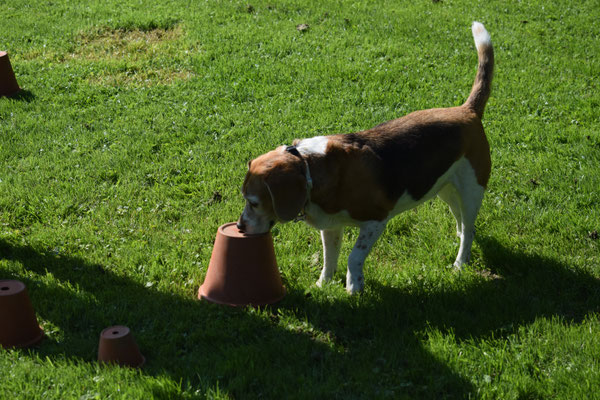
[
  {"x1": 0, "y1": 280, "x2": 44, "y2": 349},
  {"x1": 97, "y1": 325, "x2": 145, "y2": 368},
  {"x1": 0, "y1": 51, "x2": 21, "y2": 97},
  {"x1": 199, "y1": 222, "x2": 286, "y2": 307}
]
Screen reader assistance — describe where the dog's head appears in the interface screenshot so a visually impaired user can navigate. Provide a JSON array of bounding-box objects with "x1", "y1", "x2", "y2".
[{"x1": 238, "y1": 146, "x2": 308, "y2": 234}]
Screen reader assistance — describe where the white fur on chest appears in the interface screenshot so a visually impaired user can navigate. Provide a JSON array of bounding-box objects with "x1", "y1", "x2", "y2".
[
  {"x1": 304, "y1": 156, "x2": 479, "y2": 229},
  {"x1": 304, "y1": 203, "x2": 354, "y2": 230}
]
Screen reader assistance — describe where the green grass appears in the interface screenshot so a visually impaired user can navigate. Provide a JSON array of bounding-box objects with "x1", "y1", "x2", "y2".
[{"x1": 1, "y1": 0, "x2": 599, "y2": 398}]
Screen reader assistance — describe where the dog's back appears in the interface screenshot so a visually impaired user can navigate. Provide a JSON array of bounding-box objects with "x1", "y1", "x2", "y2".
[{"x1": 317, "y1": 21, "x2": 495, "y2": 216}]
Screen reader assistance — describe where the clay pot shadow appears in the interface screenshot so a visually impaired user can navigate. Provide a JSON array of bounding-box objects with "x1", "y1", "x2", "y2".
[
  {"x1": 97, "y1": 325, "x2": 145, "y2": 368},
  {"x1": 0, "y1": 280, "x2": 44, "y2": 348},
  {"x1": 0, "y1": 51, "x2": 21, "y2": 98},
  {"x1": 199, "y1": 222, "x2": 286, "y2": 307}
]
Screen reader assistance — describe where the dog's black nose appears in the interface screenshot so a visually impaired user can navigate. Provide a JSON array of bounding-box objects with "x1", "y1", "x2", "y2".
[{"x1": 236, "y1": 220, "x2": 245, "y2": 231}]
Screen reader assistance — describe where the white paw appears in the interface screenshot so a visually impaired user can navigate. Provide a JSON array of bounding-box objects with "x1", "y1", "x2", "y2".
[
  {"x1": 453, "y1": 258, "x2": 470, "y2": 269},
  {"x1": 346, "y1": 275, "x2": 365, "y2": 294},
  {"x1": 316, "y1": 273, "x2": 332, "y2": 288}
]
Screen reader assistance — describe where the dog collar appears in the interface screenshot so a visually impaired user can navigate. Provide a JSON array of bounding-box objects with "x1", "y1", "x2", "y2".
[{"x1": 285, "y1": 145, "x2": 313, "y2": 189}]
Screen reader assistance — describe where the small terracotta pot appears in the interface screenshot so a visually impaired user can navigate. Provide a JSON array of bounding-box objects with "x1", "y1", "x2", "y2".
[
  {"x1": 0, "y1": 280, "x2": 44, "y2": 349},
  {"x1": 199, "y1": 222, "x2": 286, "y2": 306},
  {"x1": 0, "y1": 51, "x2": 21, "y2": 97},
  {"x1": 97, "y1": 326, "x2": 145, "y2": 368}
]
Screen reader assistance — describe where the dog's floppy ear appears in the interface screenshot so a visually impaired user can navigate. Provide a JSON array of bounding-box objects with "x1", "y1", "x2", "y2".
[{"x1": 264, "y1": 164, "x2": 307, "y2": 222}]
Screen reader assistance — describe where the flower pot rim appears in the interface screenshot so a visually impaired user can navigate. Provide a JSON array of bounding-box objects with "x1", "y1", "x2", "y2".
[
  {"x1": 199, "y1": 284, "x2": 286, "y2": 307},
  {"x1": 4, "y1": 329, "x2": 44, "y2": 349},
  {"x1": 99, "y1": 355, "x2": 146, "y2": 369}
]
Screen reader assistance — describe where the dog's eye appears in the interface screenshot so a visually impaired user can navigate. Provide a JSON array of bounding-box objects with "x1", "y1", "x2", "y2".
[{"x1": 248, "y1": 201, "x2": 258, "y2": 208}]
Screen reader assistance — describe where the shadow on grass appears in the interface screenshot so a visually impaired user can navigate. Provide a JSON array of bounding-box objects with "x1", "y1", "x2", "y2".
[
  {"x1": 277, "y1": 235, "x2": 600, "y2": 398},
  {"x1": 0, "y1": 238, "x2": 471, "y2": 398},
  {"x1": 424, "y1": 235, "x2": 600, "y2": 338},
  {"x1": 1, "y1": 235, "x2": 599, "y2": 398},
  {"x1": 1, "y1": 89, "x2": 36, "y2": 102}
]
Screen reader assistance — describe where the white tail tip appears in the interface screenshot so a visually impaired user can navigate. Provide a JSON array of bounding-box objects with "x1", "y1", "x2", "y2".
[{"x1": 472, "y1": 21, "x2": 491, "y2": 49}]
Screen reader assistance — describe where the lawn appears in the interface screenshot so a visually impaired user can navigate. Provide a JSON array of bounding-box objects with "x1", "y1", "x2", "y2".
[{"x1": 1, "y1": 0, "x2": 599, "y2": 398}]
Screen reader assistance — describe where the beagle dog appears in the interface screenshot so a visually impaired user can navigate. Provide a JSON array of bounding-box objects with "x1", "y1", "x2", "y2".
[{"x1": 238, "y1": 22, "x2": 494, "y2": 294}]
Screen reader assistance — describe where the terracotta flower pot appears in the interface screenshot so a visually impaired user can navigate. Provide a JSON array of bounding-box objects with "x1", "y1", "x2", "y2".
[
  {"x1": 0, "y1": 280, "x2": 44, "y2": 349},
  {"x1": 0, "y1": 51, "x2": 21, "y2": 97},
  {"x1": 97, "y1": 325, "x2": 145, "y2": 368},
  {"x1": 199, "y1": 222, "x2": 286, "y2": 307}
]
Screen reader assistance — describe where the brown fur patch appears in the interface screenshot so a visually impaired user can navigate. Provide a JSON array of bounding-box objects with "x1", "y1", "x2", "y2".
[{"x1": 305, "y1": 106, "x2": 490, "y2": 221}]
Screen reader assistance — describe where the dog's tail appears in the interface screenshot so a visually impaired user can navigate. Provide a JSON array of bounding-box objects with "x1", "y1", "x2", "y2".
[{"x1": 464, "y1": 22, "x2": 494, "y2": 118}]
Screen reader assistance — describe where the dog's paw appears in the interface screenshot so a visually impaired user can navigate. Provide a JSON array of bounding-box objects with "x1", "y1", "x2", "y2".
[
  {"x1": 316, "y1": 268, "x2": 335, "y2": 288},
  {"x1": 453, "y1": 259, "x2": 470, "y2": 269},
  {"x1": 346, "y1": 274, "x2": 365, "y2": 294},
  {"x1": 316, "y1": 275, "x2": 329, "y2": 288}
]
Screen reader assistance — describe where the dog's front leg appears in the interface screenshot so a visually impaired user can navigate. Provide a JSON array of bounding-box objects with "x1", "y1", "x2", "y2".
[
  {"x1": 316, "y1": 228, "x2": 343, "y2": 287},
  {"x1": 346, "y1": 221, "x2": 386, "y2": 294}
]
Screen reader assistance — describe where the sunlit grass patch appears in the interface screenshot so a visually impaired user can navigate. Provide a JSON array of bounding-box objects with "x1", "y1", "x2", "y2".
[
  {"x1": 20, "y1": 23, "x2": 195, "y2": 87},
  {"x1": 75, "y1": 24, "x2": 195, "y2": 87},
  {"x1": 74, "y1": 25, "x2": 184, "y2": 61}
]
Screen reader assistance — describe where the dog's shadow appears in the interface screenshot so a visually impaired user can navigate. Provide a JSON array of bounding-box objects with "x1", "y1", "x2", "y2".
[
  {"x1": 317, "y1": 234, "x2": 598, "y2": 339},
  {"x1": 280, "y1": 234, "x2": 600, "y2": 395},
  {"x1": 1, "y1": 235, "x2": 598, "y2": 398},
  {"x1": 427, "y1": 235, "x2": 600, "y2": 338}
]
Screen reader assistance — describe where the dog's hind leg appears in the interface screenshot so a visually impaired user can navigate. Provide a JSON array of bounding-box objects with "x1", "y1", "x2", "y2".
[
  {"x1": 452, "y1": 164, "x2": 486, "y2": 268},
  {"x1": 316, "y1": 228, "x2": 344, "y2": 287},
  {"x1": 438, "y1": 184, "x2": 463, "y2": 237},
  {"x1": 346, "y1": 221, "x2": 386, "y2": 294}
]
